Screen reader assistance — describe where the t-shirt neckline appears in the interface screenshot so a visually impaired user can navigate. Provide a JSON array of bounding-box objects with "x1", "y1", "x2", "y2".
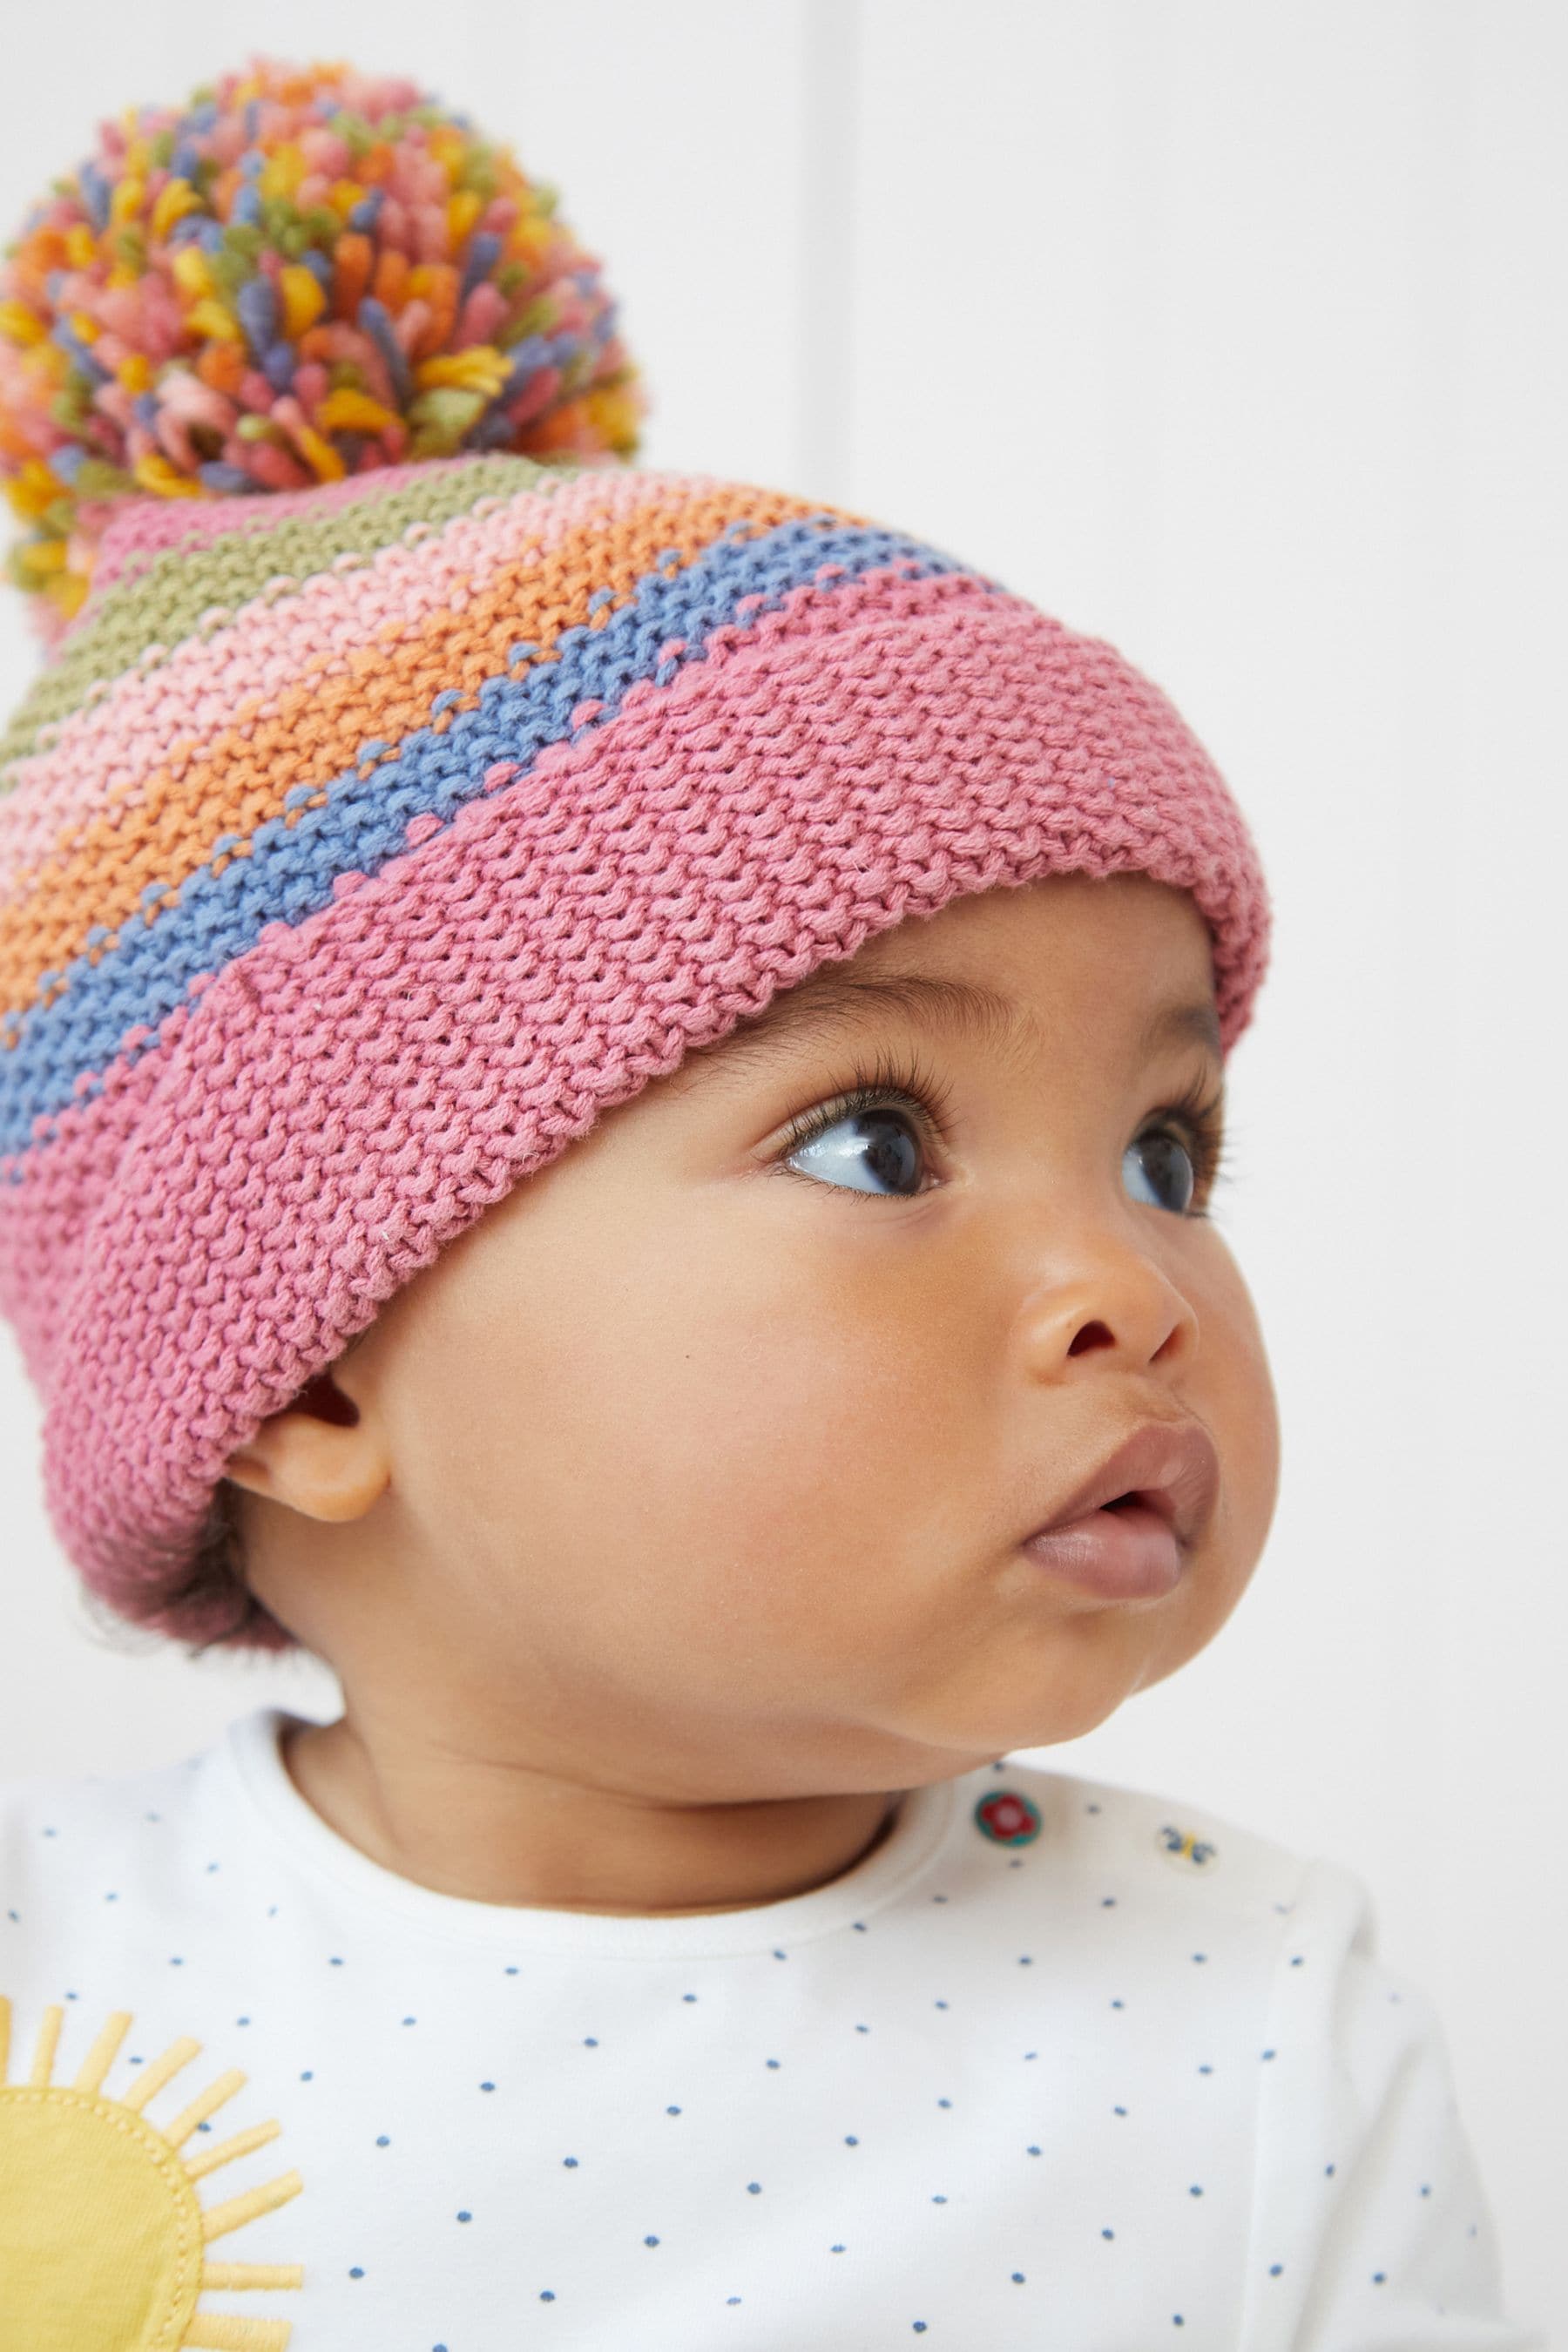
[{"x1": 226, "y1": 1707, "x2": 963, "y2": 1958}]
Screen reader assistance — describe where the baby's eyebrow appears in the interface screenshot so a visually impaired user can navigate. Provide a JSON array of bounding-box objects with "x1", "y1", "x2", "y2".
[{"x1": 686, "y1": 969, "x2": 1222, "y2": 1088}]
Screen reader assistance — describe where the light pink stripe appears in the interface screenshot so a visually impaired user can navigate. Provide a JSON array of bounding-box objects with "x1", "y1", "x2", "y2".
[{"x1": 0, "y1": 468, "x2": 729, "y2": 902}]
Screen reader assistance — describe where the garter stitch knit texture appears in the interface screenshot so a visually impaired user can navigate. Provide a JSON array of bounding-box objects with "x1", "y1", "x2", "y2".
[{"x1": 0, "y1": 448, "x2": 1273, "y2": 1650}]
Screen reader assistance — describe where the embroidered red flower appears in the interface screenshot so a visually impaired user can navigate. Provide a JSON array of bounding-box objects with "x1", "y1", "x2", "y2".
[{"x1": 974, "y1": 1788, "x2": 1042, "y2": 1846}]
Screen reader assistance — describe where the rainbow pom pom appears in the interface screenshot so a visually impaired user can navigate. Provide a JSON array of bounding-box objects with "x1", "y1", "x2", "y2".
[{"x1": 0, "y1": 56, "x2": 649, "y2": 642}]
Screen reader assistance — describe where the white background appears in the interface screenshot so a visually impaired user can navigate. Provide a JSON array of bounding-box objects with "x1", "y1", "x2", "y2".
[{"x1": 0, "y1": 3, "x2": 1561, "y2": 2335}]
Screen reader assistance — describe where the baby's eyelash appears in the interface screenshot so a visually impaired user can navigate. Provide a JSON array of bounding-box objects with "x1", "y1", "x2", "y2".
[
  {"x1": 779, "y1": 1045, "x2": 958, "y2": 1155},
  {"x1": 779, "y1": 1051, "x2": 1232, "y2": 1217},
  {"x1": 1158, "y1": 1070, "x2": 1232, "y2": 1216}
]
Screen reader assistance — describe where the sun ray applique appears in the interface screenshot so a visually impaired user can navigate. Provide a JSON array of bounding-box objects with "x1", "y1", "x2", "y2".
[{"x1": 0, "y1": 1994, "x2": 304, "y2": 2349}]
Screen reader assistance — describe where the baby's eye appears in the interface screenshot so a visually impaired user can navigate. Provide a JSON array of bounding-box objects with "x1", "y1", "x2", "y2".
[
  {"x1": 1123, "y1": 1127, "x2": 1204, "y2": 1218},
  {"x1": 781, "y1": 1098, "x2": 931, "y2": 1201}
]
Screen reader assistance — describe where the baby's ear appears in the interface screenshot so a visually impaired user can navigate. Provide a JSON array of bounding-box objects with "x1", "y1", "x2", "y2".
[{"x1": 223, "y1": 1366, "x2": 386, "y2": 1524}]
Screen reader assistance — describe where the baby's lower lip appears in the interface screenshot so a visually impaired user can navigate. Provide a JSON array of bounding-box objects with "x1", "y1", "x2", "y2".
[{"x1": 1020, "y1": 1503, "x2": 1184, "y2": 1599}]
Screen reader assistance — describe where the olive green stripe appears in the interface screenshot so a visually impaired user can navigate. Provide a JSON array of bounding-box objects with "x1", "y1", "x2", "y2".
[{"x1": 0, "y1": 452, "x2": 583, "y2": 781}]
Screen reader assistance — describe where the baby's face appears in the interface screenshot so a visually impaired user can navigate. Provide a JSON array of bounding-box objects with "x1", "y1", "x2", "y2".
[{"x1": 246, "y1": 870, "x2": 1279, "y2": 1794}]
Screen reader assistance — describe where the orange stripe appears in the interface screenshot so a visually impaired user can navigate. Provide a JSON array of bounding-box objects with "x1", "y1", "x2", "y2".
[{"x1": 0, "y1": 482, "x2": 811, "y2": 1019}]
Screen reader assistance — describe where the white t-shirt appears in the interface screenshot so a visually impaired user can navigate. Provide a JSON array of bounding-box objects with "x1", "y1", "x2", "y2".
[{"x1": 0, "y1": 1707, "x2": 1544, "y2": 2350}]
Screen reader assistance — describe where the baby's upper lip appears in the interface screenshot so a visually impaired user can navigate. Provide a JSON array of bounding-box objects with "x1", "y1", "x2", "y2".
[{"x1": 1024, "y1": 1420, "x2": 1221, "y2": 1550}]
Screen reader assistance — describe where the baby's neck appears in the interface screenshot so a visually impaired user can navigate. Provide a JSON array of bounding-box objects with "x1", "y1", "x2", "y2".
[{"x1": 280, "y1": 1713, "x2": 904, "y2": 1916}]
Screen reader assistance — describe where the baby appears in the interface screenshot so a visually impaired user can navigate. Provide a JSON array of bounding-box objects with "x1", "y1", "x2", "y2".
[{"x1": 0, "y1": 57, "x2": 1544, "y2": 2350}]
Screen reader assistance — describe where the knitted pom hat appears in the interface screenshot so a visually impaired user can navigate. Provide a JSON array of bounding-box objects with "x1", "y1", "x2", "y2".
[{"x1": 0, "y1": 58, "x2": 1272, "y2": 1654}]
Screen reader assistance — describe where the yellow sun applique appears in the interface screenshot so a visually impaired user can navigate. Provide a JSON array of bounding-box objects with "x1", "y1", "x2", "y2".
[{"x1": 0, "y1": 1993, "x2": 304, "y2": 2350}]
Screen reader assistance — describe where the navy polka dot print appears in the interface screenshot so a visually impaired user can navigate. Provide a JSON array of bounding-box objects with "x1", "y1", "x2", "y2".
[{"x1": 0, "y1": 1707, "x2": 1544, "y2": 2345}]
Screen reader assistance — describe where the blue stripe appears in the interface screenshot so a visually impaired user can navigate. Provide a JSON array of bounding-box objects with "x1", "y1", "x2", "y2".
[{"x1": 1, "y1": 514, "x2": 997, "y2": 1163}]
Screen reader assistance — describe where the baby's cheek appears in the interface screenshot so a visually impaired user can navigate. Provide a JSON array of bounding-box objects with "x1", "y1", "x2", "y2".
[
  {"x1": 1206, "y1": 1263, "x2": 1281, "y2": 1553},
  {"x1": 595, "y1": 1227, "x2": 993, "y2": 1605},
  {"x1": 571, "y1": 1328, "x2": 916, "y2": 1633},
  {"x1": 1150, "y1": 1262, "x2": 1281, "y2": 1665}
]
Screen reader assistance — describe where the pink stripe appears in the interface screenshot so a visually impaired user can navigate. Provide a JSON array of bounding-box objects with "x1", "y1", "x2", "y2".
[
  {"x1": 0, "y1": 469, "x2": 729, "y2": 904},
  {"x1": 0, "y1": 1012, "x2": 169, "y2": 1398}
]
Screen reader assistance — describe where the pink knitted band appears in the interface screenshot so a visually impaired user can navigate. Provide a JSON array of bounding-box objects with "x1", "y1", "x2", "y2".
[{"x1": 0, "y1": 456, "x2": 1270, "y2": 1648}]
